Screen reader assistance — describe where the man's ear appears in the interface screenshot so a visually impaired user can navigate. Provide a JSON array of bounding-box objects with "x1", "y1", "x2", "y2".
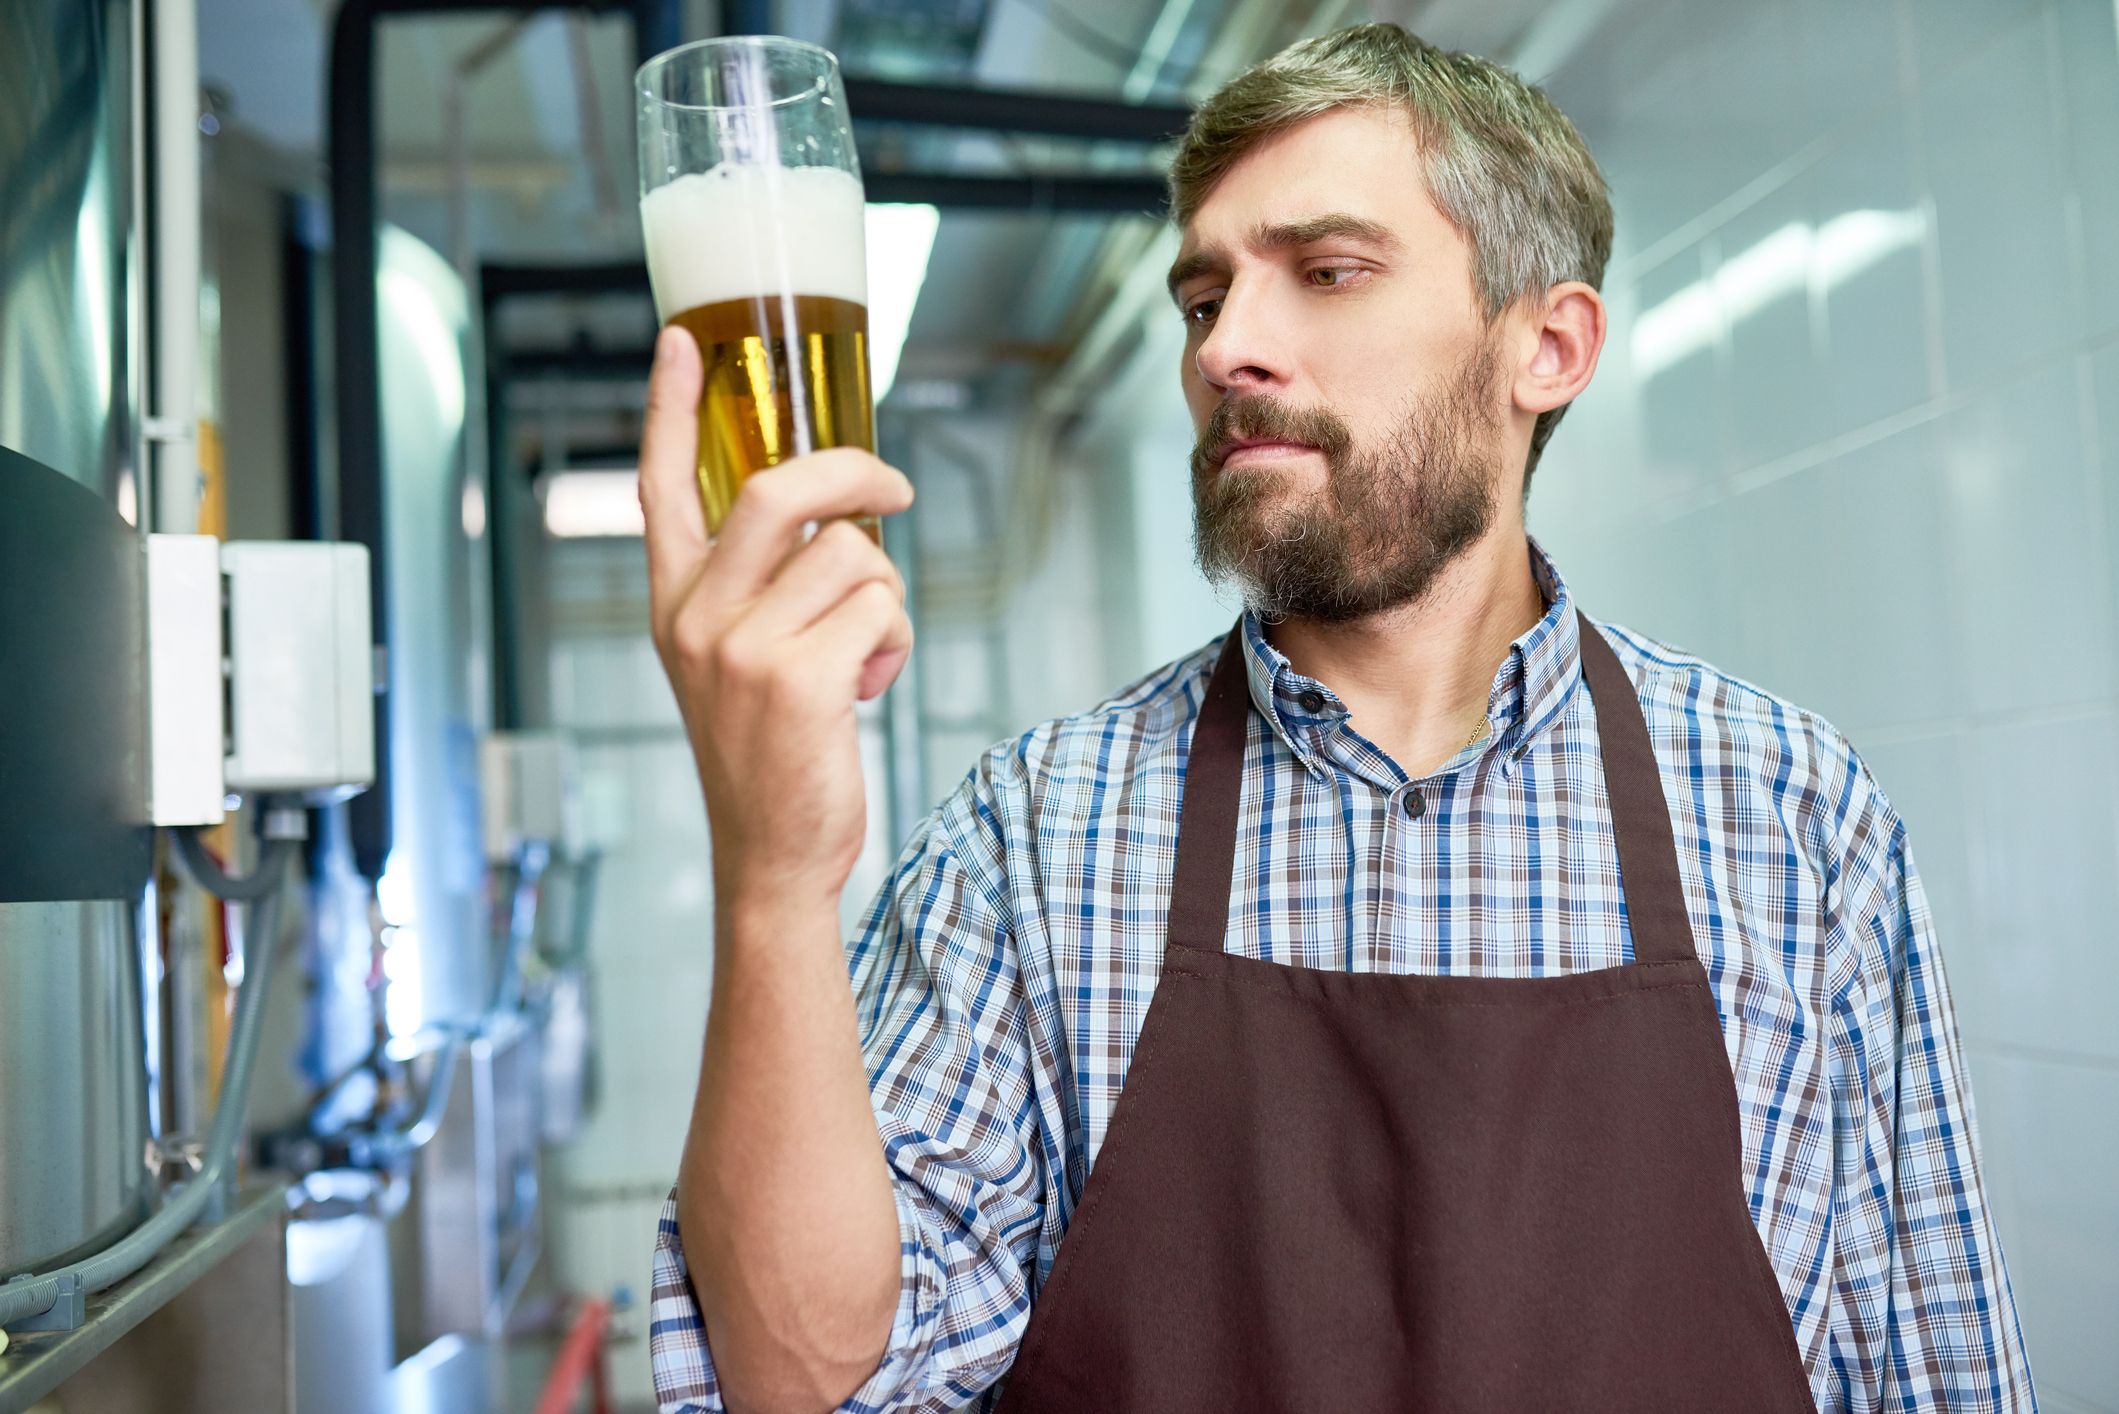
[{"x1": 1514, "y1": 282, "x2": 1605, "y2": 417}]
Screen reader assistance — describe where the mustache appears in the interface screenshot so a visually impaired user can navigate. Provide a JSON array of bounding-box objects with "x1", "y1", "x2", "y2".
[{"x1": 1190, "y1": 396, "x2": 1354, "y2": 480}]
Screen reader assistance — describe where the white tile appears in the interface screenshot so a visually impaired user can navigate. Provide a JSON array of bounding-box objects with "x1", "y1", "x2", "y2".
[
  {"x1": 1717, "y1": 179, "x2": 1827, "y2": 470},
  {"x1": 1635, "y1": 245, "x2": 1731, "y2": 492},
  {"x1": 1902, "y1": 0, "x2": 2045, "y2": 82},
  {"x1": 1954, "y1": 1048, "x2": 2119, "y2": 1405},
  {"x1": 2056, "y1": 0, "x2": 2119, "y2": 345},
  {"x1": 1959, "y1": 710, "x2": 2119, "y2": 1061},
  {"x1": 1708, "y1": 438, "x2": 1955, "y2": 739},
  {"x1": 1591, "y1": 0, "x2": 1786, "y2": 255},
  {"x1": 1920, "y1": 13, "x2": 2075, "y2": 392},
  {"x1": 1800, "y1": 422, "x2": 1966, "y2": 737},
  {"x1": 1932, "y1": 362, "x2": 2114, "y2": 716},
  {"x1": 1699, "y1": 470, "x2": 1842, "y2": 704},
  {"x1": 2035, "y1": 1389, "x2": 2111, "y2": 1414},
  {"x1": 1788, "y1": 0, "x2": 1910, "y2": 132},
  {"x1": 1809, "y1": 109, "x2": 1937, "y2": 440},
  {"x1": 2097, "y1": 346, "x2": 2119, "y2": 631}
]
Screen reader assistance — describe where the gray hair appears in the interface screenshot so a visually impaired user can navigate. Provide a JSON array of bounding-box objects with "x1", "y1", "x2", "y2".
[{"x1": 1169, "y1": 23, "x2": 1614, "y2": 487}]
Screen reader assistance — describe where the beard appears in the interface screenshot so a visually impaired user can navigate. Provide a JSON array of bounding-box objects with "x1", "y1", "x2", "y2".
[{"x1": 1190, "y1": 337, "x2": 1506, "y2": 624}]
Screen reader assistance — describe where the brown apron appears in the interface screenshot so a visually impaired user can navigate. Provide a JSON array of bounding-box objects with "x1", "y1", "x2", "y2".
[{"x1": 993, "y1": 612, "x2": 1816, "y2": 1412}]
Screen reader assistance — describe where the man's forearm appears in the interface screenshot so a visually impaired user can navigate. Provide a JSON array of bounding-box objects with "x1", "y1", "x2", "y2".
[{"x1": 678, "y1": 895, "x2": 903, "y2": 1414}]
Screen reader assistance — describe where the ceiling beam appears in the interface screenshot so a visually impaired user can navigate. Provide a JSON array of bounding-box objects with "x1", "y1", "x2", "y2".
[{"x1": 842, "y1": 77, "x2": 1191, "y2": 144}]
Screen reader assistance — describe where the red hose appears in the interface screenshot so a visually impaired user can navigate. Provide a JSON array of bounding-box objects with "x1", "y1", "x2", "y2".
[{"x1": 532, "y1": 1297, "x2": 613, "y2": 1414}]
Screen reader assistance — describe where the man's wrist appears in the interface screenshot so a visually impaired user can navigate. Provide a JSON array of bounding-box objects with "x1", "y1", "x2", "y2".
[{"x1": 716, "y1": 883, "x2": 843, "y2": 949}]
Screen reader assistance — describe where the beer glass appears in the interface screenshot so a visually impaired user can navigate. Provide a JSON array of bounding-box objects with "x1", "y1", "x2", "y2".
[{"x1": 635, "y1": 36, "x2": 877, "y2": 538}]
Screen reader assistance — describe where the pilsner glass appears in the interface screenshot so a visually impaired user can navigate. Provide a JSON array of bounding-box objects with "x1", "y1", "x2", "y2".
[{"x1": 635, "y1": 36, "x2": 877, "y2": 539}]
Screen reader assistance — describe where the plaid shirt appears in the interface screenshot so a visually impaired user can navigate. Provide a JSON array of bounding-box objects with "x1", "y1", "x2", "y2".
[{"x1": 651, "y1": 538, "x2": 2035, "y2": 1413}]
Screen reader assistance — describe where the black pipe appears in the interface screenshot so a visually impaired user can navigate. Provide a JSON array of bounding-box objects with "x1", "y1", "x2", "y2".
[
  {"x1": 871, "y1": 170, "x2": 1165, "y2": 211},
  {"x1": 719, "y1": 0, "x2": 773, "y2": 35},
  {"x1": 844, "y1": 78, "x2": 1190, "y2": 144},
  {"x1": 326, "y1": 0, "x2": 389, "y2": 877}
]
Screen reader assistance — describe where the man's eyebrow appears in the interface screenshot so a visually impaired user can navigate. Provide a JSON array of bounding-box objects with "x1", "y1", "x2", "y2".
[
  {"x1": 1166, "y1": 213, "x2": 1401, "y2": 303},
  {"x1": 1252, "y1": 213, "x2": 1401, "y2": 252},
  {"x1": 1166, "y1": 249, "x2": 1222, "y2": 304}
]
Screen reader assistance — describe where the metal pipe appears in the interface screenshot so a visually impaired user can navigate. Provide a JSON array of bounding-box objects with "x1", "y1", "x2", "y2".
[
  {"x1": 446, "y1": 16, "x2": 537, "y2": 279},
  {"x1": 493, "y1": 839, "x2": 549, "y2": 1017},
  {"x1": 146, "y1": 0, "x2": 201, "y2": 535},
  {"x1": 343, "y1": 1031, "x2": 465, "y2": 1165},
  {"x1": 567, "y1": 16, "x2": 620, "y2": 223}
]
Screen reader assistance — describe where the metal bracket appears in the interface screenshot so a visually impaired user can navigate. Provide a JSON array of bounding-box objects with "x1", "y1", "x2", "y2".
[{"x1": 5, "y1": 1272, "x2": 86, "y2": 1332}]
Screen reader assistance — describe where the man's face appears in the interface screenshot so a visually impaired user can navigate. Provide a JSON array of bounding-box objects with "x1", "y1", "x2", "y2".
[{"x1": 1171, "y1": 106, "x2": 1512, "y2": 623}]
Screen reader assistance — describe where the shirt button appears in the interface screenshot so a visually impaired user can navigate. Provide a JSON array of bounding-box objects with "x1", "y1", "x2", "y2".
[
  {"x1": 1298, "y1": 690, "x2": 1325, "y2": 713},
  {"x1": 1404, "y1": 789, "x2": 1426, "y2": 820}
]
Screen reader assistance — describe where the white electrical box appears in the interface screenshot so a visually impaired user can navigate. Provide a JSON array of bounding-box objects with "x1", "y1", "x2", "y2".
[
  {"x1": 146, "y1": 534, "x2": 227, "y2": 826},
  {"x1": 221, "y1": 541, "x2": 376, "y2": 795},
  {"x1": 478, "y1": 731, "x2": 583, "y2": 862}
]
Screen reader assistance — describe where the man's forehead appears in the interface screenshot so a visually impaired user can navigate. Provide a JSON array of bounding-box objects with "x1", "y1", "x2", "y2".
[
  {"x1": 1176, "y1": 210, "x2": 1403, "y2": 262},
  {"x1": 1173, "y1": 106, "x2": 1432, "y2": 257}
]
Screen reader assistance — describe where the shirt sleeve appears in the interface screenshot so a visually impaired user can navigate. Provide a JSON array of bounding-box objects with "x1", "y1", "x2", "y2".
[
  {"x1": 650, "y1": 754, "x2": 1047, "y2": 1414},
  {"x1": 1828, "y1": 779, "x2": 2038, "y2": 1409}
]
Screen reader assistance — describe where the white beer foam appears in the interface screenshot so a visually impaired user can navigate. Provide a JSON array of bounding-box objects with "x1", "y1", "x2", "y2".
[{"x1": 641, "y1": 164, "x2": 868, "y2": 317}]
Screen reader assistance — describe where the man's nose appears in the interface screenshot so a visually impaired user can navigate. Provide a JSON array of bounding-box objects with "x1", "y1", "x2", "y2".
[{"x1": 1194, "y1": 289, "x2": 1289, "y2": 393}]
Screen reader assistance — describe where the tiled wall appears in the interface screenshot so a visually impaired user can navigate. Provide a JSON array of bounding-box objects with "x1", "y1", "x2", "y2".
[{"x1": 1531, "y1": 0, "x2": 2119, "y2": 1404}]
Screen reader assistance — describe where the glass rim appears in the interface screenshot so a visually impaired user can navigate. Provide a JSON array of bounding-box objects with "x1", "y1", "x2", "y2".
[{"x1": 634, "y1": 34, "x2": 842, "y2": 113}]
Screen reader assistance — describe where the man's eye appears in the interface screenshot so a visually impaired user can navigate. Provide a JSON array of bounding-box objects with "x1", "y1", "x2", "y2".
[
  {"x1": 1308, "y1": 267, "x2": 1348, "y2": 287},
  {"x1": 1185, "y1": 298, "x2": 1222, "y2": 327}
]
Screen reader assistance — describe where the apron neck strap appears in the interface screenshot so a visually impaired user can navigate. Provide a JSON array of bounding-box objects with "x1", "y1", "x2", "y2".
[{"x1": 1167, "y1": 611, "x2": 1697, "y2": 968}]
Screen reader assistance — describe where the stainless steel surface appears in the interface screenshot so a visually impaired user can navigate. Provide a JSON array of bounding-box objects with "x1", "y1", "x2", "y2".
[
  {"x1": 0, "y1": 1184, "x2": 285, "y2": 1411},
  {"x1": 0, "y1": 0, "x2": 154, "y2": 1289},
  {"x1": 408, "y1": 1014, "x2": 541, "y2": 1342},
  {"x1": 375, "y1": 226, "x2": 492, "y2": 1034},
  {"x1": 290, "y1": 1211, "x2": 395, "y2": 1414},
  {"x1": 0, "y1": 901, "x2": 150, "y2": 1281},
  {"x1": 0, "y1": 0, "x2": 139, "y2": 502}
]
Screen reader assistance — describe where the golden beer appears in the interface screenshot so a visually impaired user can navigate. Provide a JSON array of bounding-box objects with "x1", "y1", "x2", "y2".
[{"x1": 664, "y1": 292, "x2": 877, "y2": 538}]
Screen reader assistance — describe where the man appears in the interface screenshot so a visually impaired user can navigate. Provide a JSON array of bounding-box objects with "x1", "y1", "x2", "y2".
[{"x1": 642, "y1": 23, "x2": 2034, "y2": 1413}]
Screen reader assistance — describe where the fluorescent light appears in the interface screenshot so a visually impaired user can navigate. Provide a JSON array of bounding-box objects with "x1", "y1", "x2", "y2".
[
  {"x1": 865, "y1": 202, "x2": 940, "y2": 403},
  {"x1": 1631, "y1": 206, "x2": 1929, "y2": 382},
  {"x1": 542, "y1": 469, "x2": 644, "y2": 538}
]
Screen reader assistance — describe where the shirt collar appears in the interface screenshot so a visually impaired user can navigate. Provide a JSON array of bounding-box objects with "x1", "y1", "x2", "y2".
[{"x1": 1236, "y1": 535, "x2": 1584, "y2": 780}]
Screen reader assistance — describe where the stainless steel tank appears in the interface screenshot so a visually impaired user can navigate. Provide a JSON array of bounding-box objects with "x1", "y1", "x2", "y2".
[
  {"x1": 0, "y1": 0, "x2": 154, "y2": 1277},
  {"x1": 0, "y1": 903, "x2": 150, "y2": 1275}
]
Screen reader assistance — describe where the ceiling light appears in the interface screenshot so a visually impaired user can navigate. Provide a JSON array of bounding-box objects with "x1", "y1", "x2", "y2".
[
  {"x1": 542, "y1": 469, "x2": 643, "y2": 538},
  {"x1": 865, "y1": 202, "x2": 940, "y2": 403}
]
